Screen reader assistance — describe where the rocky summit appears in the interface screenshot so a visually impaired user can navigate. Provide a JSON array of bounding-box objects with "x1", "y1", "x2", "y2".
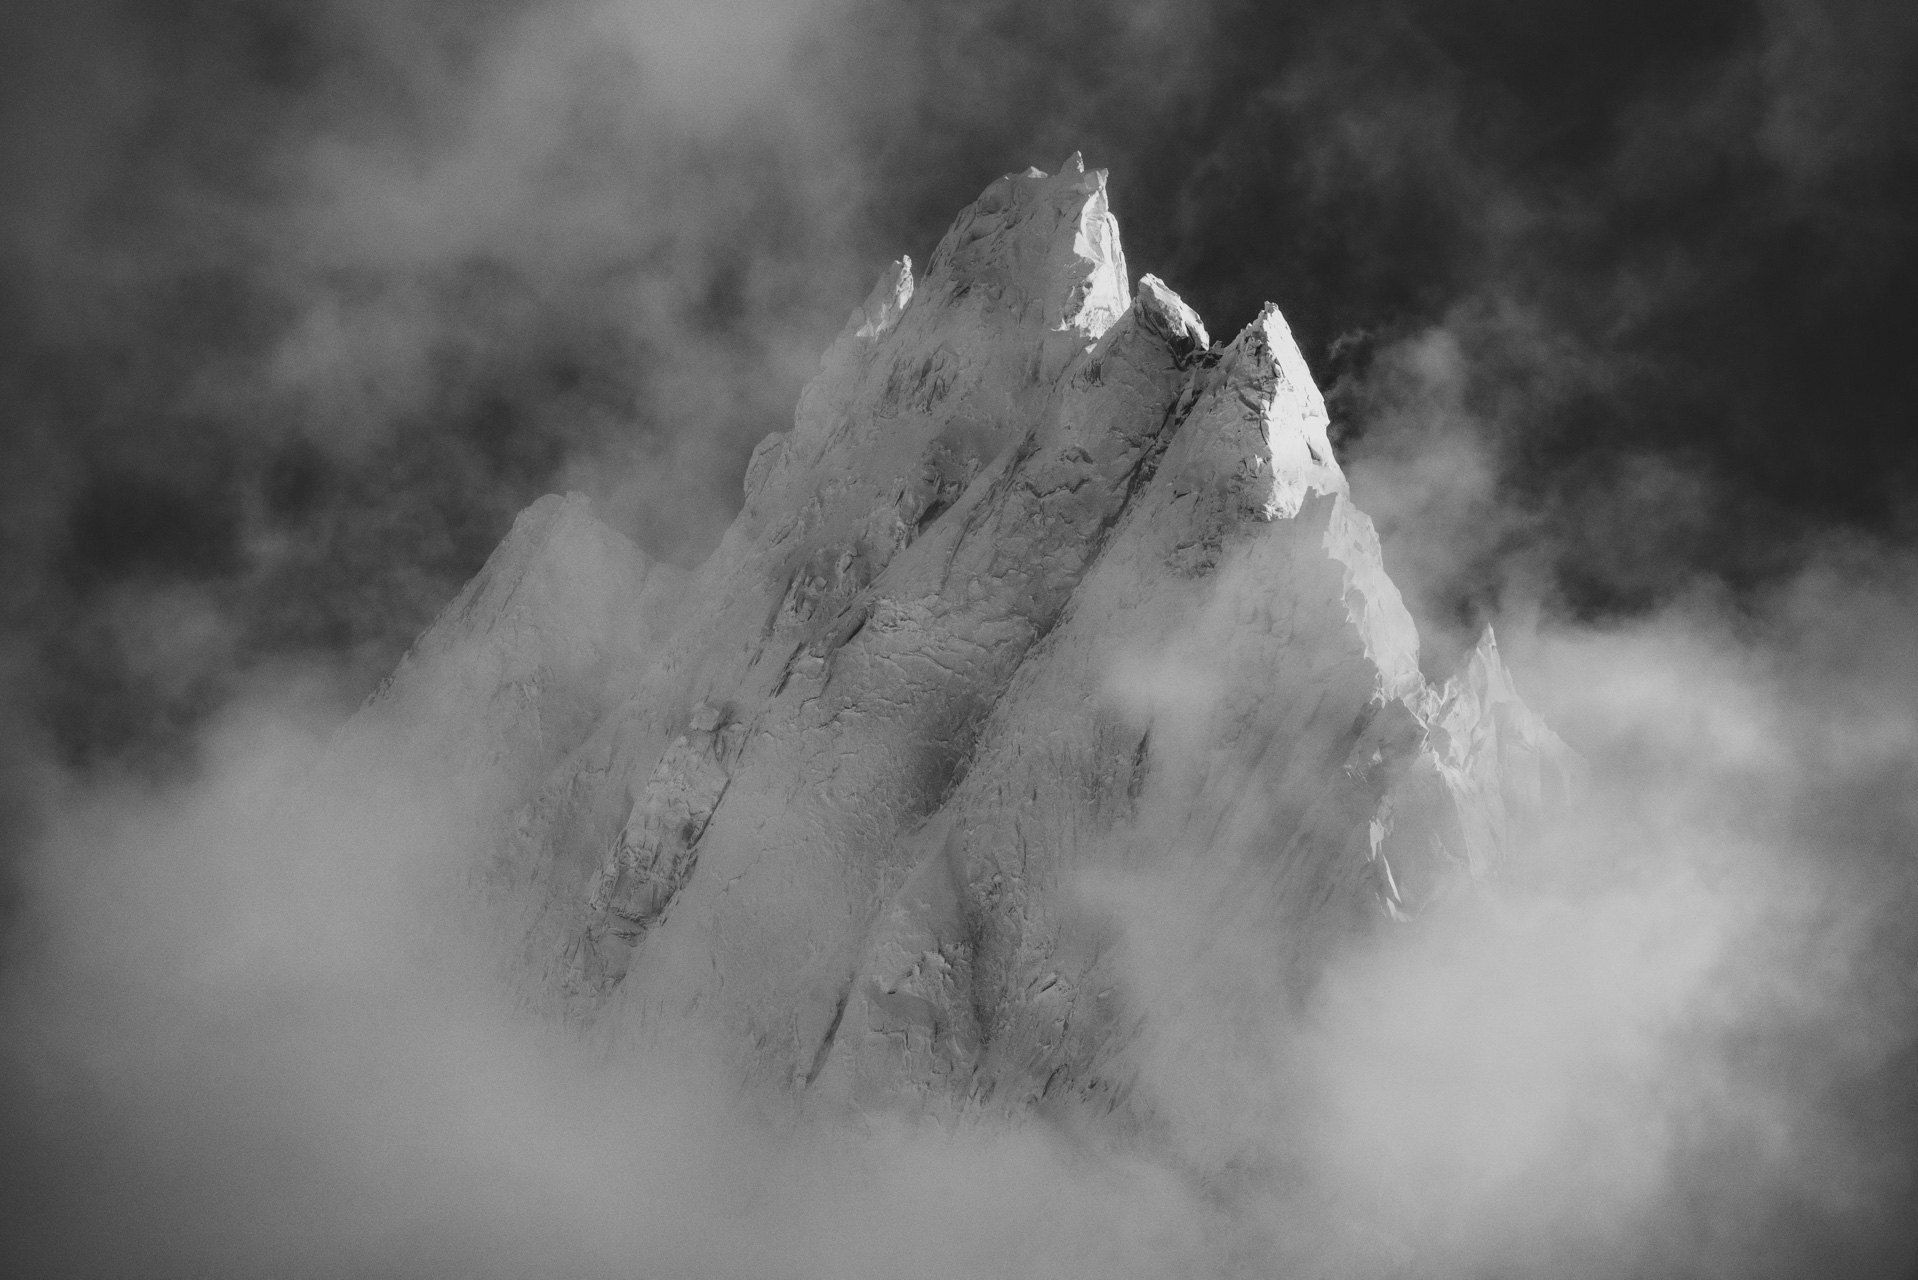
[{"x1": 341, "y1": 154, "x2": 1575, "y2": 1135}]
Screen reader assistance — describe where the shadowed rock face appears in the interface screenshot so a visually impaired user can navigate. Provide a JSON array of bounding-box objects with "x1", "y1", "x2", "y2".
[{"x1": 345, "y1": 156, "x2": 1574, "y2": 1127}]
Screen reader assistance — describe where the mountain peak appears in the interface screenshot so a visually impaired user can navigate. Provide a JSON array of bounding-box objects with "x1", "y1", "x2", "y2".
[
  {"x1": 1213, "y1": 302, "x2": 1345, "y2": 520},
  {"x1": 848, "y1": 255, "x2": 913, "y2": 341},
  {"x1": 344, "y1": 155, "x2": 1574, "y2": 1153},
  {"x1": 1133, "y1": 272, "x2": 1211, "y2": 359},
  {"x1": 922, "y1": 156, "x2": 1130, "y2": 345}
]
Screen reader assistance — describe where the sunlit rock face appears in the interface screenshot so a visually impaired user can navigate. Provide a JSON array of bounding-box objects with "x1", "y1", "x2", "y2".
[{"x1": 350, "y1": 155, "x2": 1575, "y2": 1126}]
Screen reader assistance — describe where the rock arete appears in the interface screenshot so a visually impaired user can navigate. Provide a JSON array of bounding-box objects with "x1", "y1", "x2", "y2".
[{"x1": 342, "y1": 154, "x2": 1576, "y2": 1134}]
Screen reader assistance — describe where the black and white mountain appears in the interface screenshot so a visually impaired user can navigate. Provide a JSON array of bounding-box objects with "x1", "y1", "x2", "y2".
[{"x1": 343, "y1": 154, "x2": 1576, "y2": 1156}]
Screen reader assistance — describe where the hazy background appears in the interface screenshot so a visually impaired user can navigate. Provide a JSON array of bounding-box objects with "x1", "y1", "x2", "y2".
[{"x1": 2, "y1": 1, "x2": 1915, "y2": 1276}]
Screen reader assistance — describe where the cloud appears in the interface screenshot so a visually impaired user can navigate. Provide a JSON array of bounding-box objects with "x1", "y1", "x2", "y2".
[
  {"x1": 9, "y1": 0, "x2": 1913, "y2": 773},
  {"x1": 0, "y1": 0, "x2": 884, "y2": 769},
  {"x1": 0, "y1": 686, "x2": 1241, "y2": 1279},
  {"x1": 1074, "y1": 540, "x2": 1918, "y2": 1276}
]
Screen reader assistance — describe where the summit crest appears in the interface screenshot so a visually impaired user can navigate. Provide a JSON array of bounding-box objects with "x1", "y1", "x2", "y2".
[{"x1": 341, "y1": 156, "x2": 1575, "y2": 1139}]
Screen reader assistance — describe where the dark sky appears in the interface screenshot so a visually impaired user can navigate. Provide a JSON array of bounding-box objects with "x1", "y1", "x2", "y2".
[{"x1": 2, "y1": 0, "x2": 1915, "y2": 782}]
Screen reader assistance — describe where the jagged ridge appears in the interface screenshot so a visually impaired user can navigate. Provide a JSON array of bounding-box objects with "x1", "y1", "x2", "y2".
[{"x1": 345, "y1": 156, "x2": 1576, "y2": 1141}]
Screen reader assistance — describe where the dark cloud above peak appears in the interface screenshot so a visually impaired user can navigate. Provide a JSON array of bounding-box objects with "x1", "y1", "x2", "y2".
[{"x1": 1, "y1": 0, "x2": 1914, "y2": 767}]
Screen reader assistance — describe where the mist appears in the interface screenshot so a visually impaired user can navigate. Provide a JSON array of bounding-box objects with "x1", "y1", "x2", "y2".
[
  {"x1": 5, "y1": 506, "x2": 1913, "y2": 1278},
  {"x1": 4, "y1": 0, "x2": 1916, "y2": 1276},
  {"x1": 0, "y1": 693, "x2": 1226, "y2": 1279}
]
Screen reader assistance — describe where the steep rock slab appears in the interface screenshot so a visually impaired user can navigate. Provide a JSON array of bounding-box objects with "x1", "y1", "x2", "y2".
[
  {"x1": 810, "y1": 305, "x2": 1430, "y2": 1124},
  {"x1": 341, "y1": 157, "x2": 1578, "y2": 1150},
  {"x1": 428, "y1": 158, "x2": 1132, "y2": 1004},
  {"x1": 579, "y1": 277, "x2": 1212, "y2": 1078},
  {"x1": 547, "y1": 157, "x2": 1142, "y2": 1000}
]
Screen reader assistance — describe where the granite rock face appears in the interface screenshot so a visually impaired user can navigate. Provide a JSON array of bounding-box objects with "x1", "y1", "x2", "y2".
[{"x1": 348, "y1": 156, "x2": 1575, "y2": 1129}]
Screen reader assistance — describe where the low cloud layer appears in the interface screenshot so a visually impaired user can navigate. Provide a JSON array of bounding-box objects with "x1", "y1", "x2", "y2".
[{"x1": 3, "y1": 524, "x2": 1913, "y2": 1279}]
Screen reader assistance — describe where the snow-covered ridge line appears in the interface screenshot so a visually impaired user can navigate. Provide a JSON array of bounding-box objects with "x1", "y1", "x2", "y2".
[{"x1": 341, "y1": 156, "x2": 1576, "y2": 1133}]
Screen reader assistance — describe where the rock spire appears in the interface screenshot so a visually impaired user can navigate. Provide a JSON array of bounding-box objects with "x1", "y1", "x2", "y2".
[{"x1": 344, "y1": 156, "x2": 1575, "y2": 1131}]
